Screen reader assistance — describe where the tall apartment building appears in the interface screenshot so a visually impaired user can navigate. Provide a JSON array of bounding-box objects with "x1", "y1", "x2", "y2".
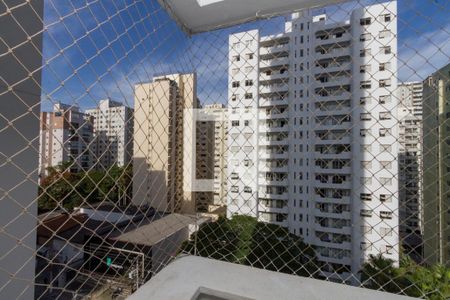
[
  {"x1": 85, "y1": 99, "x2": 134, "y2": 170},
  {"x1": 423, "y1": 63, "x2": 450, "y2": 266},
  {"x1": 39, "y1": 103, "x2": 94, "y2": 177},
  {"x1": 397, "y1": 82, "x2": 423, "y2": 260},
  {"x1": 228, "y1": 1, "x2": 399, "y2": 280},
  {"x1": 196, "y1": 104, "x2": 215, "y2": 212},
  {"x1": 204, "y1": 103, "x2": 228, "y2": 208},
  {"x1": 133, "y1": 73, "x2": 198, "y2": 214}
]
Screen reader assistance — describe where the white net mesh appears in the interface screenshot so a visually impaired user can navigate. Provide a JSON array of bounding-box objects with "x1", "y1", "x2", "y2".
[{"x1": 0, "y1": 0, "x2": 449, "y2": 299}]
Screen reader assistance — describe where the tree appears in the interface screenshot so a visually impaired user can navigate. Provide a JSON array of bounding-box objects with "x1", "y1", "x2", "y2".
[
  {"x1": 181, "y1": 215, "x2": 318, "y2": 277},
  {"x1": 361, "y1": 254, "x2": 450, "y2": 299},
  {"x1": 38, "y1": 164, "x2": 133, "y2": 213}
]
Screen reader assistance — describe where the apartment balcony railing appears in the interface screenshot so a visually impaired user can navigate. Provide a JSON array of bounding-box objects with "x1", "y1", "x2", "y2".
[{"x1": 260, "y1": 56, "x2": 290, "y2": 68}]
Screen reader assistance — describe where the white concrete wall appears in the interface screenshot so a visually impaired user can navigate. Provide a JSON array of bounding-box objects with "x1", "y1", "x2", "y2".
[{"x1": 0, "y1": 1, "x2": 43, "y2": 298}]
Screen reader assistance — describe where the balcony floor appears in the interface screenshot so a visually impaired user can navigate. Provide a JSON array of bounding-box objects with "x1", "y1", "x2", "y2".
[{"x1": 128, "y1": 256, "x2": 415, "y2": 300}]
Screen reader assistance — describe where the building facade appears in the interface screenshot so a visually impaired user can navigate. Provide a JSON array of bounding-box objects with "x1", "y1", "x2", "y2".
[
  {"x1": 397, "y1": 82, "x2": 423, "y2": 261},
  {"x1": 195, "y1": 105, "x2": 215, "y2": 212},
  {"x1": 203, "y1": 104, "x2": 228, "y2": 208},
  {"x1": 227, "y1": 1, "x2": 399, "y2": 280},
  {"x1": 39, "y1": 103, "x2": 94, "y2": 177},
  {"x1": 133, "y1": 73, "x2": 198, "y2": 214},
  {"x1": 86, "y1": 99, "x2": 134, "y2": 170},
  {"x1": 423, "y1": 63, "x2": 450, "y2": 266}
]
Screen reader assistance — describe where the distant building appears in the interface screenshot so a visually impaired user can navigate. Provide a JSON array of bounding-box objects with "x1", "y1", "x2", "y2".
[
  {"x1": 422, "y1": 63, "x2": 450, "y2": 266},
  {"x1": 39, "y1": 103, "x2": 93, "y2": 177},
  {"x1": 397, "y1": 82, "x2": 423, "y2": 261},
  {"x1": 228, "y1": 1, "x2": 400, "y2": 280},
  {"x1": 195, "y1": 105, "x2": 215, "y2": 212},
  {"x1": 203, "y1": 103, "x2": 228, "y2": 208},
  {"x1": 85, "y1": 99, "x2": 134, "y2": 170},
  {"x1": 133, "y1": 73, "x2": 198, "y2": 214}
]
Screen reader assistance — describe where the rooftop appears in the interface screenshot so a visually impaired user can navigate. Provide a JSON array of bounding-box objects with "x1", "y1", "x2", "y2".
[{"x1": 128, "y1": 256, "x2": 417, "y2": 300}]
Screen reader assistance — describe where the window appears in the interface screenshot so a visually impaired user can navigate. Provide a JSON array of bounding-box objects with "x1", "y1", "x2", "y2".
[
  {"x1": 232, "y1": 68, "x2": 239, "y2": 75},
  {"x1": 232, "y1": 81, "x2": 240, "y2": 88},
  {"x1": 379, "y1": 30, "x2": 391, "y2": 39},
  {"x1": 381, "y1": 46, "x2": 391, "y2": 54},
  {"x1": 384, "y1": 245, "x2": 394, "y2": 255},
  {"x1": 231, "y1": 94, "x2": 238, "y2": 101},
  {"x1": 360, "y1": 81, "x2": 371, "y2": 89},
  {"x1": 243, "y1": 159, "x2": 252, "y2": 166},
  {"x1": 379, "y1": 62, "x2": 391, "y2": 71},
  {"x1": 360, "y1": 129, "x2": 369, "y2": 137},
  {"x1": 233, "y1": 55, "x2": 240, "y2": 61},
  {"x1": 246, "y1": 53, "x2": 254, "y2": 60},
  {"x1": 361, "y1": 113, "x2": 371, "y2": 121},
  {"x1": 231, "y1": 120, "x2": 239, "y2": 127},
  {"x1": 244, "y1": 186, "x2": 252, "y2": 193},
  {"x1": 380, "y1": 211, "x2": 393, "y2": 219},
  {"x1": 360, "y1": 17, "x2": 371, "y2": 26},
  {"x1": 380, "y1": 194, "x2": 392, "y2": 202},
  {"x1": 232, "y1": 42, "x2": 240, "y2": 49},
  {"x1": 360, "y1": 97, "x2": 371, "y2": 105},
  {"x1": 379, "y1": 79, "x2": 391, "y2": 87},
  {"x1": 360, "y1": 64, "x2": 371, "y2": 73},
  {"x1": 231, "y1": 186, "x2": 239, "y2": 193},
  {"x1": 360, "y1": 33, "x2": 371, "y2": 41},
  {"x1": 245, "y1": 39, "x2": 253, "y2": 47},
  {"x1": 379, "y1": 112, "x2": 391, "y2": 120},
  {"x1": 360, "y1": 193, "x2": 372, "y2": 201},
  {"x1": 244, "y1": 93, "x2": 253, "y2": 99},
  {"x1": 361, "y1": 209, "x2": 373, "y2": 217},
  {"x1": 245, "y1": 66, "x2": 252, "y2": 73},
  {"x1": 245, "y1": 80, "x2": 253, "y2": 86},
  {"x1": 360, "y1": 49, "x2": 371, "y2": 57},
  {"x1": 379, "y1": 128, "x2": 389, "y2": 137},
  {"x1": 244, "y1": 120, "x2": 250, "y2": 126},
  {"x1": 379, "y1": 95, "x2": 391, "y2": 104},
  {"x1": 230, "y1": 172, "x2": 239, "y2": 179},
  {"x1": 381, "y1": 14, "x2": 391, "y2": 22}
]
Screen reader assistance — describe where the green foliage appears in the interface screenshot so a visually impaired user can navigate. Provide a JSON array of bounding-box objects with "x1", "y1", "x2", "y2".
[
  {"x1": 38, "y1": 164, "x2": 132, "y2": 213},
  {"x1": 361, "y1": 254, "x2": 450, "y2": 299},
  {"x1": 181, "y1": 215, "x2": 318, "y2": 277}
]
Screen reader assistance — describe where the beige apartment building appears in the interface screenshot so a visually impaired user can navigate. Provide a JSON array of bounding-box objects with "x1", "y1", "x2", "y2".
[
  {"x1": 195, "y1": 110, "x2": 215, "y2": 212},
  {"x1": 133, "y1": 73, "x2": 198, "y2": 214},
  {"x1": 423, "y1": 63, "x2": 450, "y2": 266},
  {"x1": 203, "y1": 103, "x2": 228, "y2": 208}
]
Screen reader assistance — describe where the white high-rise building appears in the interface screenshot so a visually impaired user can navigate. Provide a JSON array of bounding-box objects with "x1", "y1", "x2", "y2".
[
  {"x1": 86, "y1": 99, "x2": 134, "y2": 170},
  {"x1": 39, "y1": 103, "x2": 94, "y2": 176},
  {"x1": 227, "y1": 1, "x2": 399, "y2": 280},
  {"x1": 397, "y1": 82, "x2": 423, "y2": 260}
]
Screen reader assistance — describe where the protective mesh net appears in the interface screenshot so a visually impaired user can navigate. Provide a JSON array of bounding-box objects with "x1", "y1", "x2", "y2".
[{"x1": 0, "y1": 0, "x2": 449, "y2": 299}]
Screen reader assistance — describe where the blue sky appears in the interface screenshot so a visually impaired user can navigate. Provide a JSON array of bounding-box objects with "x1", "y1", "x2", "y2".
[{"x1": 40, "y1": 0, "x2": 449, "y2": 111}]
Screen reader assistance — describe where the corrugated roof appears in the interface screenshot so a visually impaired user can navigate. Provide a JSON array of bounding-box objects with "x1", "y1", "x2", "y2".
[{"x1": 111, "y1": 214, "x2": 196, "y2": 246}]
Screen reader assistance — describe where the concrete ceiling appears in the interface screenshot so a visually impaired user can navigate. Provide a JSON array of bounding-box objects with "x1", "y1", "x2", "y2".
[{"x1": 158, "y1": 0, "x2": 351, "y2": 34}]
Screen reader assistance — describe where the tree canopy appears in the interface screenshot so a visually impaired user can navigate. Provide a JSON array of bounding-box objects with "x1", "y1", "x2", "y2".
[
  {"x1": 38, "y1": 164, "x2": 132, "y2": 213},
  {"x1": 361, "y1": 254, "x2": 450, "y2": 299},
  {"x1": 181, "y1": 215, "x2": 319, "y2": 277}
]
